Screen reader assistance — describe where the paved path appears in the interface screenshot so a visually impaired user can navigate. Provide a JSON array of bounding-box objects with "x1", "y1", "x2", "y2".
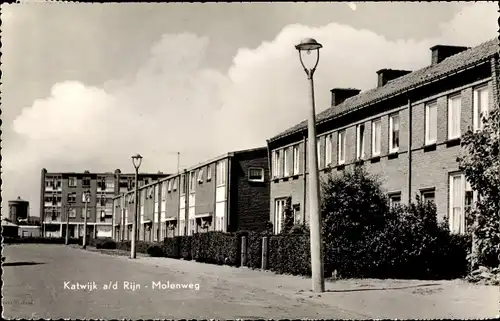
[{"x1": 2, "y1": 244, "x2": 499, "y2": 319}]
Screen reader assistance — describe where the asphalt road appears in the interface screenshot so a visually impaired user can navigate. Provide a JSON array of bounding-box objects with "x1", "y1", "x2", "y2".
[
  {"x1": 3, "y1": 244, "x2": 499, "y2": 319},
  {"x1": 2, "y1": 244, "x2": 361, "y2": 319}
]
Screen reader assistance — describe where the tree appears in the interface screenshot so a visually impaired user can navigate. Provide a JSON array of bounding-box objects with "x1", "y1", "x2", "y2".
[{"x1": 457, "y1": 97, "x2": 500, "y2": 269}]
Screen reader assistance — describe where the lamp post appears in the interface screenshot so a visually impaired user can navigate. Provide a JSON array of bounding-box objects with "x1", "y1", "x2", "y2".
[
  {"x1": 65, "y1": 204, "x2": 71, "y2": 245},
  {"x1": 82, "y1": 190, "x2": 91, "y2": 249},
  {"x1": 295, "y1": 38, "x2": 325, "y2": 293},
  {"x1": 131, "y1": 153, "x2": 143, "y2": 259}
]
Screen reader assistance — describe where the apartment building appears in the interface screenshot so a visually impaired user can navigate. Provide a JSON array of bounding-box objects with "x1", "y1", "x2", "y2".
[
  {"x1": 267, "y1": 39, "x2": 499, "y2": 235},
  {"x1": 113, "y1": 147, "x2": 270, "y2": 242},
  {"x1": 40, "y1": 168, "x2": 169, "y2": 238}
]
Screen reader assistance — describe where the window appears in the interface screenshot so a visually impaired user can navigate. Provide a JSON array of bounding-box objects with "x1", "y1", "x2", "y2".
[
  {"x1": 248, "y1": 167, "x2": 264, "y2": 182},
  {"x1": 148, "y1": 187, "x2": 154, "y2": 199},
  {"x1": 82, "y1": 177, "x2": 91, "y2": 187},
  {"x1": 68, "y1": 177, "x2": 77, "y2": 187},
  {"x1": 216, "y1": 160, "x2": 226, "y2": 186},
  {"x1": 325, "y1": 134, "x2": 333, "y2": 166},
  {"x1": 68, "y1": 208, "x2": 76, "y2": 218},
  {"x1": 389, "y1": 193, "x2": 402, "y2": 207},
  {"x1": 473, "y1": 85, "x2": 489, "y2": 131},
  {"x1": 81, "y1": 209, "x2": 90, "y2": 219},
  {"x1": 425, "y1": 102, "x2": 437, "y2": 145},
  {"x1": 356, "y1": 124, "x2": 365, "y2": 160},
  {"x1": 198, "y1": 168, "x2": 204, "y2": 183},
  {"x1": 448, "y1": 94, "x2": 461, "y2": 139},
  {"x1": 293, "y1": 204, "x2": 301, "y2": 224},
  {"x1": 283, "y1": 147, "x2": 290, "y2": 177},
  {"x1": 207, "y1": 166, "x2": 212, "y2": 181},
  {"x1": 67, "y1": 193, "x2": 76, "y2": 203},
  {"x1": 189, "y1": 171, "x2": 196, "y2": 192},
  {"x1": 449, "y1": 173, "x2": 473, "y2": 234},
  {"x1": 180, "y1": 175, "x2": 186, "y2": 194},
  {"x1": 97, "y1": 178, "x2": 106, "y2": 191},
  {"x1": 46, "y1": 180, "x2": 53, "y2": 188},
  {"x1": 293, "y1": 145, "x2": 300, "y2": 175},
  {"x1": 167, "y1": 180, "x2": 172, "y2": 192},
  {"x1": 421, "y1": 189, "x2": 436, "y2": 205},
  {"x1": 172, "y1": 177, "x2": 177, "y2": 191},
  {"x1": 81, "y1": 192, "x2": 90, "y2": 203},
  {"x1": 372, "y1": 119, "x2": 382, "y2": 156},
  {"x1": 274, "y1": 199, "x2": 286, "y2": 234},
  {"x1": 272, "y1": 150, "x2": 282, "y2": 178},
  {"x1": 162, "y1": 182, "x2": 167, "y2": 199},
  {"x1": 389, "y1": 114, "x2": 399, "y2": 153},
  {"x1": 338, "y1": 131, "x2": 346, "y2": 165}
]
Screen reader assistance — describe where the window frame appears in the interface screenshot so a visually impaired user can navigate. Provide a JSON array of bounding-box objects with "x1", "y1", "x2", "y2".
[
  {"x1": 68, "y1": 177, "x2": 77, "y2": 187},
  {"x1": 389, "y1": 113, "x2": 400, "y2": 153},
  {"x1": 338, "y1": 130, "x2": 346, "y2": 165},
  {"x1": 283, "y1": 147, "x2": 290, "y2": 177},
  {"x1": 388, "y1": 192, "x2": 402, "y2": 207},
  {"x1": 425, "y1": 101, "x2": 437, "y2": 145},
  {"x1": 447, "y1": 94, "x2": 462, "y2": 140},
  {"x1": 473, "y1": 85, "x2": 489, "y2": 131},
  {"x1": 372, "y1": 118, "x2": 382, "y2": 156},
  {"x1": 356, "y1": 123, "x2": 365, "y2": 160},
  {"x1": 248, "y1": 167, "x2": 265, "y2": 183},
  {"x1": 206, "y1": 165, "x2": 212, "y2": 181},
  {"x1": 449, "y1": 172, "x2": 466, "y2": 234},
  {"x1": 292, "y1": 144, "x2": 300, "y2": 175},
  {"x1": 325, "y1": 134, "x2": 333, "y2": 166},
  {"x1": 197, "y1": 168, "x2": 204, "y2": 183}
]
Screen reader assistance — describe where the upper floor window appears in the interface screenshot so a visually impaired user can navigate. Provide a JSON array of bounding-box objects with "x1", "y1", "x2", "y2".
[
  {"x1": 82, "y1": 176, "x2": 91, "y2": 187},
  {"x1": 283, "y1": 147, "x2": 290, "y2": 177},
  {"x1": 172, "y1": 177, "x2": 178, "y2": 191},
  {"x1": 216, "y1": 160, "x2": 227, "y2": 186},
  {"x1": 448, "y1": 94, "x2": 461, "y2": 139},
  {"x1": 167, "y1": 180, "x2": 172, "y2": 192},
  {"x1": 180, "y1": 175, "x2": 186, "y2": 195},
  {"x1": 473, "y1": 85, "x2": 489, "y2": 131},
  {"x1": 356, "y1": 124, "x2": 365, "y2": 160},
  {"x1": 189, "y1": 171, "x2": 196, "y2": 192},
  {"x1": 67, "y1": 193, "x2": 76, "y2": 203},
  {"x1": 162, "y1": 181, "x2": 167, "y2": 199},
  {"x1": 68, "y1": 177, "x2": 77, "y2": 187},
  {"x1": 207, "y1": 165, "x2": 212, "y2": 181},
  {"x1": 272, "y1": 150, "x2": 281, "y2": 179},
  {"x1": 338, "y1": 130, "x2": 346, "y2": 165},
  {"x1": 293, "y1": 145, "x2": 300, "y2": 175},
  {"x1": 316, "y1": 138, "x2": 321, "y2": 167},
  {"x1": 197, "y1": 168, "x2": 204, "y2": 183},
  {"x1": 372, "y1": 119, "x2": 382, "y2": 156},
  {"x1": 425, "y1": 102, "x2": 437, "y2": 145},
  {"x1": 325, "y1": 134, "x2": 333, "y2": 166},
  {"x1": 248, "y1": 167, "x2": 264, "y2": 182},
  {"x1": 389, "y1": 113, "x2": 400, "y2": 153}
]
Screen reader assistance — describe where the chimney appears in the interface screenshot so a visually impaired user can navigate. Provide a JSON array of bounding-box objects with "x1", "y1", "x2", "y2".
[
  {"x1": 330, "y1": 88, "x2": 361, "y2": 107},
  {"x1": 376, "y1": 69, "x2": 412, "y2": 87},
  {"x1": 430, "y1": 45, "x2": 469, "y2": 65}
]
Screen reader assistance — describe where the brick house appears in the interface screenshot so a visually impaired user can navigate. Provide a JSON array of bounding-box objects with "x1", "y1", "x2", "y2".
[
  {"x1": 113, "y1": 147, "x2": 270, "y2": 241},
  {"x1": 40, "y1": 168, "x2": 168, "y2": 238},
  {"x1": 267, "y1": 38, "x2": 499, "y2": 235}
]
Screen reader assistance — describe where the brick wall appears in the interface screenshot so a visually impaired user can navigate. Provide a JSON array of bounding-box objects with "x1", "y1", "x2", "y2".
[
  {"x1": 269, "y1": 69, "x2": 492, "y2": 230},
  {"x1": 230, "y1": 149, "x2": 270, "y2": 232}
]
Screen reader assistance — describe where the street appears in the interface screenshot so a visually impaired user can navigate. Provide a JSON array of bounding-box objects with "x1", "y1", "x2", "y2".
[{"x1": 2, "y1": 244, "x2": 499, "y2": 319}]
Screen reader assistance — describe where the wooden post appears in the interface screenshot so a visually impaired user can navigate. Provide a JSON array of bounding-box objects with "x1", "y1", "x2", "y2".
[
  {"x1": 241, "y1": 236, "x2": 247, "y2": 267},
  {"x1": 261, "y1": 236, "x2": 268, "y2": 270}
]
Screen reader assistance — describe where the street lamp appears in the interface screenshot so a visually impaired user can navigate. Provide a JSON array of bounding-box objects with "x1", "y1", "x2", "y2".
[
  {"x1": 65, "y1": 204, "x2": 72, "y2": 245},
  {"x1": 131, "y1": 153, "x2": 143, "y2": 259},
  {"x1": 82, "y1": 190, "x2": 91, "y2": 249},
  {"x1": 295, "y1": 38, "x2": 325, "y2": 293}
]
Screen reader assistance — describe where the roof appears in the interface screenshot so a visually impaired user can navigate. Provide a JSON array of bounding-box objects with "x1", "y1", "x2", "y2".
[{"x1": 270, "y1": 38, "x2": 499, "y2": 143}]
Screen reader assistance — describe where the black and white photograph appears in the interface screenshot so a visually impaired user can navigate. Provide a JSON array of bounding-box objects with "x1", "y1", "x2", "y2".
[{"x1": 1, "y1": 1, "x2": 500, "y2": 319}]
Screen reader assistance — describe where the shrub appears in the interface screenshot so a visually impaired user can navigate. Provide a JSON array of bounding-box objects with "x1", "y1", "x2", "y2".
[
  {"x1": 147, "y1": 244, "x2": 164, "y2": 257},
  {"x1": 268, "y1": 234, "x2": 310, "y2": 275},
  {"x1": 163, "y1": 237, "x2": 180, "y2": 258},
  {"x1": 92, "y1": 238, "x2": 116, "y2": 249},
  {"x1": 191, "y1": 232, "x2": 239, "y2": 266},
  {"x1": 179, "y1": 236, "x2": 192, "y2": 260},
  {"x1": 116, "y1": 241, "x2": 131, "y2": 251}
]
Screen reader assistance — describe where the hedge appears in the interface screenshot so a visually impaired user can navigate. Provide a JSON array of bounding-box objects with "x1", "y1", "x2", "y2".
[
  {"x1": 3, "y1": 237, "x2": 81, "y2": 244},
  {"x1": 268, "y1": 234, "x2": 311, "y2": 276}
]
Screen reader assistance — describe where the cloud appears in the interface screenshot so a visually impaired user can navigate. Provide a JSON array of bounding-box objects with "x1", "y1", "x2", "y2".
[{"x1": 2, "y1": 2, "x2": 497, "y2": 216}]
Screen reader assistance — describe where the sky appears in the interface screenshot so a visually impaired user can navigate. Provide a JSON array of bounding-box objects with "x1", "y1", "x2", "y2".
[{"x1": 1, "y1": 2, "x2": 498, "y2": 217}]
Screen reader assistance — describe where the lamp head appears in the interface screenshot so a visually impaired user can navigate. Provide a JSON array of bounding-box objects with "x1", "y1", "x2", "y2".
[
  {"x1": 295, "y1": 38, "x2": 323, "y2": 53},
  {"x1": 132, "y1": 153, "x2": 143, "y2": 169}
]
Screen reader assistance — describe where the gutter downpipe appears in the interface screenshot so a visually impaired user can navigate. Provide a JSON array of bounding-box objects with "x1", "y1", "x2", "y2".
[
  {"x1": 408, "y1": 97, "x2": 413, "y2": 204},
  {"x1": 303, "y1": 134, "x2": 307, "y2": 224}
]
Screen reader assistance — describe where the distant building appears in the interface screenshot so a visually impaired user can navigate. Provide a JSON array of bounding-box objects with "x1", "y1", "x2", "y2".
[
  {"x1": 8, "y1": 196, "x2": 29, "y2": 223},
  {"x1": 113, "y1": 147, "x2": 270, "y2": 242},
  {"x1": 2, "y1": 218, "x2": 19, "y2": 237},
  {"x1": 40, "y1": 168, "x2": 170, "y2": 238}
]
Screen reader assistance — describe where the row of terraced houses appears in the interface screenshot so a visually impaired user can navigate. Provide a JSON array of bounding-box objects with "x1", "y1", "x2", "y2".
[{"x1": 40, "y1": 38, "x2": 499, "y2": 240}]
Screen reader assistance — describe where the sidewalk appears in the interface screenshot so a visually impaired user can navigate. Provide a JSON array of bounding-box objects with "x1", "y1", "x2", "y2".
[{"x1": 76, "y1": 246, "x2": 500, "y2": 319}]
